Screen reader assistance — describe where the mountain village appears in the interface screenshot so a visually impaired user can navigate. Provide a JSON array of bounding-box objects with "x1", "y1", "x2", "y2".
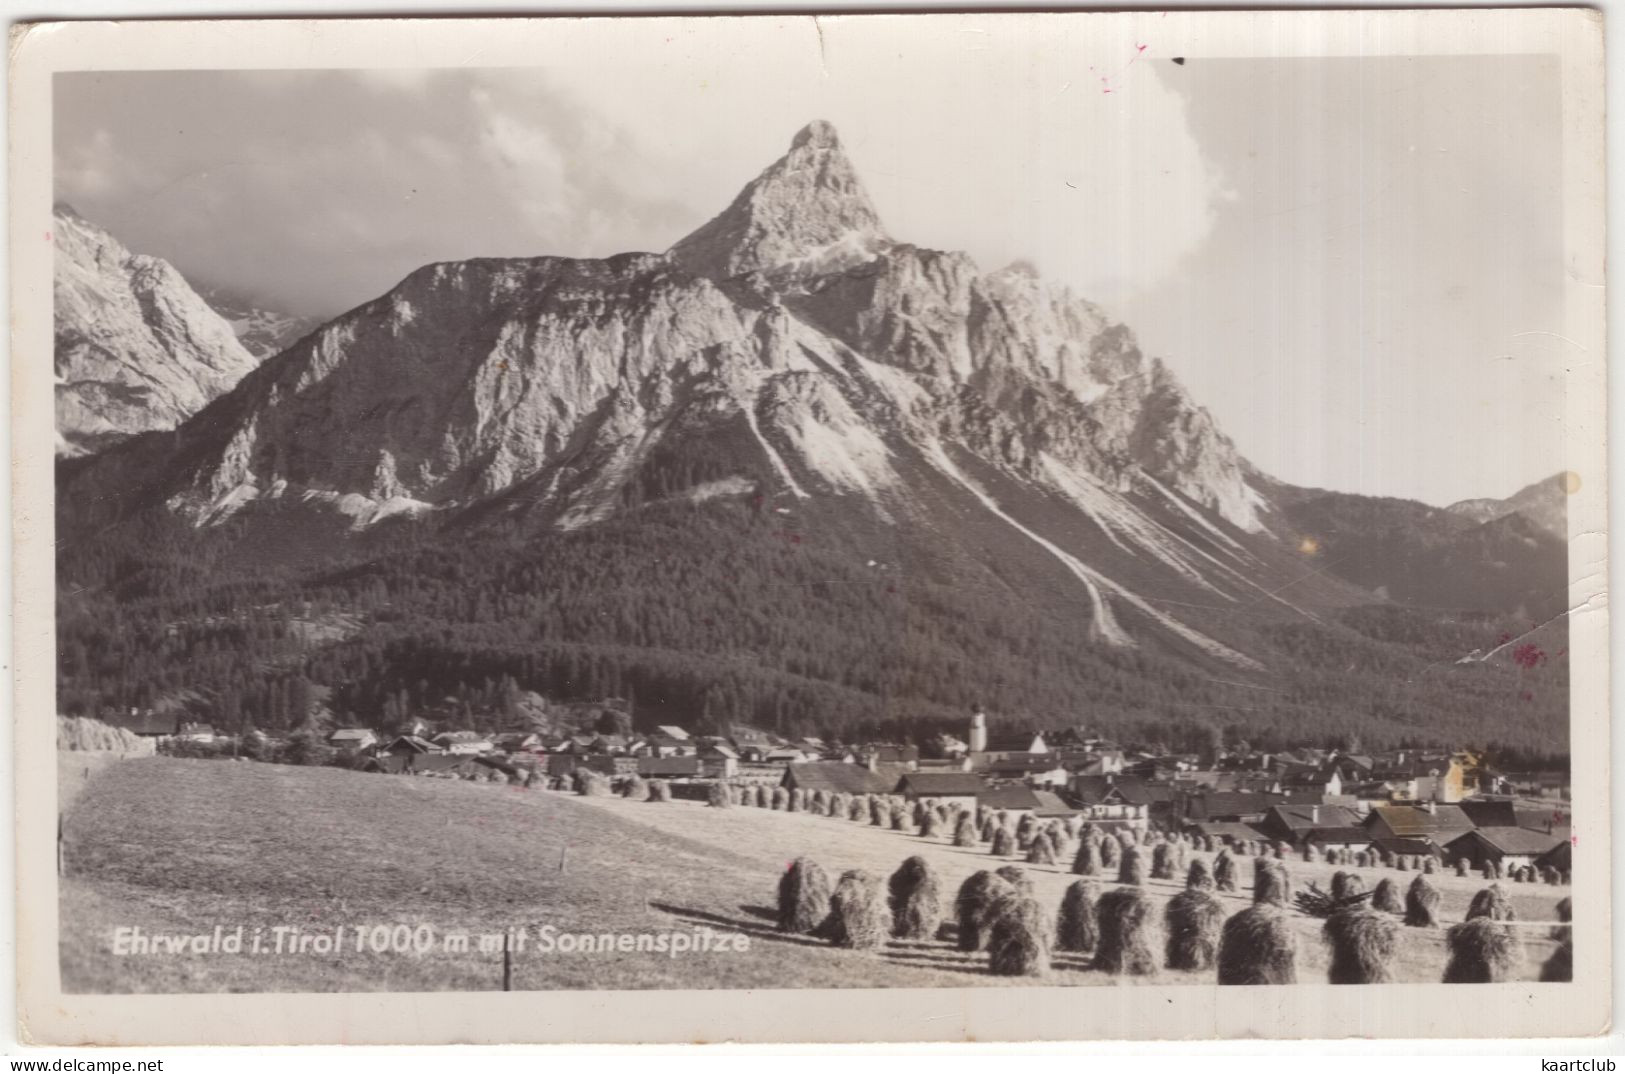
[{"x1": 122, "y1": 701, "x2": 1572, "y2": 881}]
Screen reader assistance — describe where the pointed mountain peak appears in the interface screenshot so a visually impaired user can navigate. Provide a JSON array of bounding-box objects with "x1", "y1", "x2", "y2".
[
  {"x1": 791, "y1": 119, "x2": 842, "y2": 150},
  {"x1": 670, "y1": 121, "x2": 888, "y2": 282}
]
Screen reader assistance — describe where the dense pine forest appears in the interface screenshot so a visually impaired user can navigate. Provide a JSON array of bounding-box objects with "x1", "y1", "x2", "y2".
[{"x1": 55, "y1": 487, "x2": 1570, "y2": 769}]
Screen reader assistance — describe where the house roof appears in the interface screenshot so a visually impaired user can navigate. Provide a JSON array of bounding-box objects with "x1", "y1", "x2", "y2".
[
  {"x1": 655, "y1": 725, "x2": 690, "y2": 740},
  {"x1": 638, "y1": 757, "x2": 701, "y2": 777},
  {"x1": 1366, "y1": 804, "x2": 1473, "y2": 838},
  {"x1": 977, "y1": 786, "x2": 1047, "y2": 811},
  {"x1": 1030, "y1": 790, "x2": 1075, "y2": 816},
  {"x1": 1458, "y1": 799, "x2": 1520, "y2": 828},
  {"x1": 387, "y1": 735, "x2": 438, "y2": 753},
  {"x1": 1370, "y1": 836, "x2": 1442, "y2": 858},
  {"x1": 1186, "y1": 791, "x2": 1280, "y2": 820},
  {"x1": 328, "y1": 728, "x2": 376, "y2": 741},
  {"x1": 983, "y1": 756, "x2": 1065, "y2": 776},
  {"x1": 898, "y1": 772, "x2": 985, "y2": 796},
  {"x1": 411, "y1": 754, "x2": 475, "y2": 774},
  {"x1": 1536, "y1": 840, "x2": 1572, "y2": 870},
  {"x1": 985, "y1": 732, "x2": 1045, "y2": 753},
  {"x1": 1266, "y1": 804, "x2": 1360, "y2": 830},
  {"x1": 702, "y1": 744, "x2": 740, "y2": 760},
  {"x1": 782, "y1": 762, "x2": 891, "y2": 796},
  {"x1": 1450, "y1": 826, "x2": 1565, "y2": 857},
  {"x1": 868, "y1": 745, "x2": 920, "y2": 763},
  {"x1": 766, "y1": 748, "x2": 809, "y2": 762}
]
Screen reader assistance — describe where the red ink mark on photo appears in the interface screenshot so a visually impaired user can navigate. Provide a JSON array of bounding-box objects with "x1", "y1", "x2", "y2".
[{"x1": 1512, "y1": 643, "x2": 1547, "y2": 669}]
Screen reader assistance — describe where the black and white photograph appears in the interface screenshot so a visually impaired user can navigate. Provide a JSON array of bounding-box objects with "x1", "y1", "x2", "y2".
[{"x1": 11, "y1": 10, "x2": 1608, "y2": 1045}]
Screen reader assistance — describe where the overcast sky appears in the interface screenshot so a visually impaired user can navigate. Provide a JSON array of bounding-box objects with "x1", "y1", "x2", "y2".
[{"x1": 54, "y1": 33, "x2": 1567, "y2": 506}]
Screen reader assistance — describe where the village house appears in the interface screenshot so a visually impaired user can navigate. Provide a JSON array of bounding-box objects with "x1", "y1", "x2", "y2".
[
  {"x1": 977, "y1": 785, "x2": 1073, "y2": 821},
  {"x1": 915, "y1": 756, "x2": 974, "y2": 774},
  {"x1": 894, "y1": 772, "x2": 984, "y2": 804},
  {"x1": 697, "y1": 744, "x2": 739, "y2": 779},
  {"x1": 327, "y1": 728, "x2": 379, "y2": 752},
  {"x1": 433, "y1": 731, "x2": 493, "y2": 755},
  {"x1": 860, "y1": 745, "x2": 920, "y2": 772},
  {"x1": 780, "y1": 761, "x2": 892, "y2": 797},
  {"x1": 1303, "y1": 827, "x2": 1374, "y2": 855},
  {"x1": 1445, "y1": 826, "x2": 1565, "y2": 872},
  {"x1": 1535, "y1": 839, "x2": 1573, "y2": 877},
  {"x1": 1362, "y1": 802, "x2": 1475, "y2": 851},
  {"x1": 492, "y1": 731, "x2": 543, "y2": 754},
  {"x1": 411, "y1": 753, "x2": 479, "y2": 778},
  {"x1": 978, "y1": 753, "x2": 1070, "y2": 786},
  {"x1": 1181, "y1": 790, "x2": 1280, "y2": 825},
  {"x1": 637, "y1": 756, "x2": 702, "y2": 781},
  {"x1": 765, "y1": 747, "x2": 812, "y2": 765},
  {"x1": 1255, "y1": 803, "x2": 1362, "y2": 846},
  {"x1": 383, "y1": 734, "x2": 441, "y2": 758},
  {"x1": 641, "y1": 734, "x2": 692, "y2": 758}
]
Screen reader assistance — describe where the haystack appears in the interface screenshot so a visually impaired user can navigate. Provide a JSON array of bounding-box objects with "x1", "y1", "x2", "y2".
[
  {"x1": 888, "y1": 855, "x2": 944, "y2": 941},
  {"x1": 955, "y1": 871, "x2": 1015, "y2": 952},
  {"x1": 1094, "y1": 886, "x2": 1159, "y2": 975},
  {"x1": 1217, "y1": 906, "x2": 1297, "y2": 984},
  {"x1": 986, "y1": 893, "x2": 1051, "y2": 977},
  {"x1": 1118, "y1": 844, "x2": 1147, "y2": 886},
  {"x1": 1186, "y1": 857, "x2": 1215, "y2": 892},
  {"x1": 1443, "y1": 918, "x2": 1521, "y2": 983},
  {"x1": 1370, "y1": 877, "x2": 1403, "y2": 914},
  {"x1": 1253, "y1": 858, "x2": 1290, "y2": 907},
  {"x1": 1072, "y1": 837, "x2": 1100, "y2": 877},
  {"x1": 995, "y1": 865, "x2": 1034, "y2": 896},
  {"x1": 777, "y1": 857, "x2": 832, "y2": 934},
  {"x1": 1404, "y1": 874, "x2": 1441, "y2": 927},
  {"x1": 1540, "y1": 934, "x2": 1573, "y2": 983},
  {"x1": 1331, "y1": 870, "x2": 1364, "y2": 901},
  {"x1": 822, "y1": 870, "x2": 891, "y2": 950},
  {"x1": 1164, "y1": 889, "x2": 1225, "y2": 972},
  {"x1": 1466, "y1": 884, "x2": 1516, "y2": 922},
  {"x1": 1055, "y1": 880, "x2": 1101, "y2": 953},
  {"x1": 1323, "y1": 909, "x2": 1398, "y2": 983}
]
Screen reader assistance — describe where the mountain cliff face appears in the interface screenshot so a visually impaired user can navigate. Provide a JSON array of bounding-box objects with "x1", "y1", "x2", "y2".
[
  {"x1": 195, "y1": 284, "x2": 322, "y2": 362},
  {"x1": 54, "y1": 205, "x2": 260, "y2": 456},
  {"x1": 1447, "y1": 473, "x2": 1570, "y2": 542},
  {"x1": 58, "y1": 121, "x2": 1567, "y2": 726}
]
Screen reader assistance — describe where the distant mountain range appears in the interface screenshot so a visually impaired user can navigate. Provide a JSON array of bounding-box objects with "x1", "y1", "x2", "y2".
[
  {"x1": 53, "y1": 123, "x2": 1569, "y2": 756},
  {"x1": 53, "y1": 204, "x2": 314, "y2": 455}
]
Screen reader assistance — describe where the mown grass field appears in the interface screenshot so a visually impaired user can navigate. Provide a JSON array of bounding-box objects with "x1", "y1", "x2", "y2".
[{"x1": 60, "y1": 755, "x2": 1568, "y2": 993}]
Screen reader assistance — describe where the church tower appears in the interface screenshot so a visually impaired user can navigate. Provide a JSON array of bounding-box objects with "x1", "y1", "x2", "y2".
[{"x1": 969, "y1": 707, "x2": 988, "y2": 753}]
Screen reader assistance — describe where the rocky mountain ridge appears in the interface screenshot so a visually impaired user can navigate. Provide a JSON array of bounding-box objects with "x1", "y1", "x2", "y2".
[
  {"x1": 58, "y1": 122, "x2": 1565, "y2": 680},
  {"x1": 54, "y1": 204, "x2": 261, "y2": 456}
]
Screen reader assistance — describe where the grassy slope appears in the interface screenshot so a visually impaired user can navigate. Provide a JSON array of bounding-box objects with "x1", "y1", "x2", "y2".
[{"x1": 61, "y1": 757, "x2": 1568, "y2": 993}]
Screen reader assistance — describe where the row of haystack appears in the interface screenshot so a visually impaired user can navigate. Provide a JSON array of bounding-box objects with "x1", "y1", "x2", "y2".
[
  {"x1": 57, "y1": 715, "x2": 157, "y2": 755},
  {"x1": 776, "y1": 848, "x2": 1571, "y2": 984}
]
